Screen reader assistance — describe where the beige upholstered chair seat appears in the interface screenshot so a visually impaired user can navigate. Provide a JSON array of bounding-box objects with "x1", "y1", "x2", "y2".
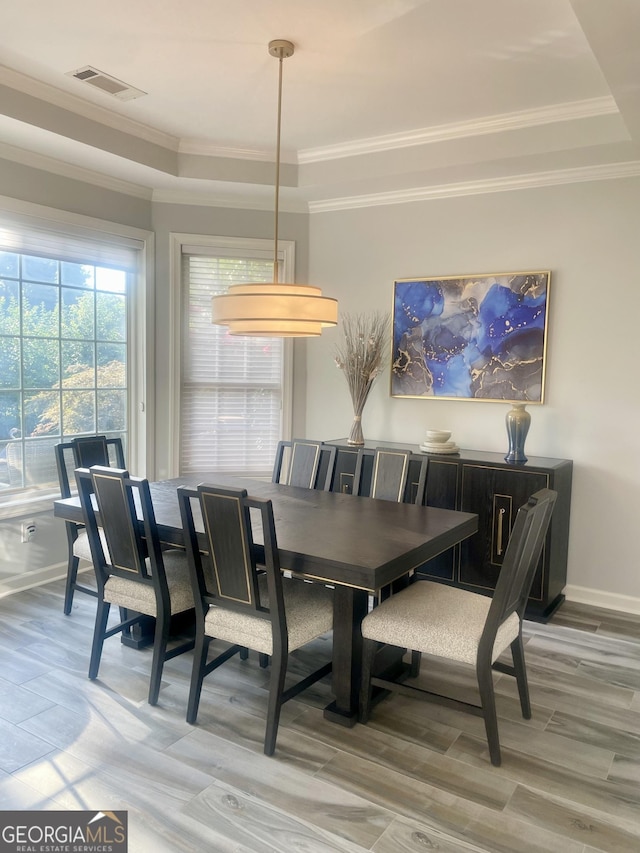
[
  {"x1": 204, "y1": 576, "x2": 333, "y2": 656},
  {"x1": 72, "y1": 528, "x2": 109, "y2": 562},
  {"x1": 361, "y1": 580, "x2": 519, "y2": 665},
  {"x1": 104, "y1": 550, "x2": 194, "y2": 616}
]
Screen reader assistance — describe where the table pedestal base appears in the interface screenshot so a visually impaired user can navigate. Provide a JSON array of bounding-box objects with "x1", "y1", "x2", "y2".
[{"x1": 323, "y1": 700, "x2": 358, "y2": 727}]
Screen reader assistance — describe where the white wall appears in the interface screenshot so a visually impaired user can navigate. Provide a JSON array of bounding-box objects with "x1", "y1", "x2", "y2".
[{"x1": 306, "y1": 177, "x2": 640, "y2": 606}]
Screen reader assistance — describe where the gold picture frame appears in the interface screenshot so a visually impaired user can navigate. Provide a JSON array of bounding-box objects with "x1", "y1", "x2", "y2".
[{"x1": 391, "y1": 271, "x2": 550, "y2": 402}]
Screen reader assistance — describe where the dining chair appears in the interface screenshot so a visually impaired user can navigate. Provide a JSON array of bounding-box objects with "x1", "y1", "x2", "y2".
[
  {"x1": 359, "y1": 487, "x2": 557, "y2": 766},
  {"x1": 353, "y1": 447, "x2": 427, "y2": 505},
  {"x1": 55, "y1": 435, "x2": 126, "y2": 615},
  {"x1": 178, "y1": 483, "x2": 334, "y2": 755},
  {"x1": 76, "y1": 465, "x2": 195, "y2": 705},
  {"x1": 354, "y1": 447, "x2": 428, "y2": 600},
  {"x1": 272, "y1": 439, "x2": 337, "y2": 491}
]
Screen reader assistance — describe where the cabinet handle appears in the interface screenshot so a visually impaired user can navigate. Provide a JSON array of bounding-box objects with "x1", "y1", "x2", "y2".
[{"x1": 497, "y1": 507, "x2": 506, "y2": 555}]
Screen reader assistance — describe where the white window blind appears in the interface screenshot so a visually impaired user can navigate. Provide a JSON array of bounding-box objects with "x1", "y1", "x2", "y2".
[
  {"x1": 0, "y1": 217, "x2": 142, "y2": 271},
  {"x1": 180, "y1": 252, "x2": 284, "y2": 475}
]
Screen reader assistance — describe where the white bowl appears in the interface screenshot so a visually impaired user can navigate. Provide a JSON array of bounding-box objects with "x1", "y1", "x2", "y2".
[{"x1": 425, "y1": 429, "x2": 451, "y2": 443}]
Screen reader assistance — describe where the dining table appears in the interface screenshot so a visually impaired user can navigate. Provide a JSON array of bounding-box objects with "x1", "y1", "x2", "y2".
[{"x1": 54, "y1": 473, "x2": 478, "y2": 726}]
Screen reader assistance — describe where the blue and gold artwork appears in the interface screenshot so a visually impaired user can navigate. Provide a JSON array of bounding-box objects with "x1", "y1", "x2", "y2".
[{"x1": 391, "y1": 271, "x2": 550, "y2": 402}]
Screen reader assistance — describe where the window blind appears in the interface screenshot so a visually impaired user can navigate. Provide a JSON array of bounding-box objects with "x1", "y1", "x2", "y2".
[
  {"x1": 0, "y1": 216, "x2": 142, "y2": 271},
  {"x1": 180, "y1": 253, "x2": 284, "y2": 475}
]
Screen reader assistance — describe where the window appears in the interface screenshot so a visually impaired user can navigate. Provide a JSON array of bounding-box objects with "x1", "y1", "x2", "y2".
[
  {"x1": 0, "y1": 215, "x2": 144, "y2": 500},
  {"x1": 179, "y1": 237, "x2": 292, "y2": 476}
]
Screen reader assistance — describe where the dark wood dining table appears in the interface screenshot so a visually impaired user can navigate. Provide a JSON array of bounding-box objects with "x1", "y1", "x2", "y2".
[{"x1": 54, "y1": 473, "x2": 478, "y2": 725}]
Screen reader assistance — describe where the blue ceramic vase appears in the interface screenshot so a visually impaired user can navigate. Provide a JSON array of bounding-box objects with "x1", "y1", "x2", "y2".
[{"x1": 505, "y1": 402, "x2": 530, "y2": 463}]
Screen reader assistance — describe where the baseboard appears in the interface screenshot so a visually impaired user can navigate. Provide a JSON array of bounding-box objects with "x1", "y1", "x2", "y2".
[
  {"x1": 564, "y1": 584, "x2": 640, "y2": 616},
  {"x1": 0, "y1": 562, "x2": 91, "y2": 599}
]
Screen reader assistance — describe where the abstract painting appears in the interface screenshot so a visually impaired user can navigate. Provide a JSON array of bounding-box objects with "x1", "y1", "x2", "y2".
[{"x1": 391, "y1": 271, "x2": 550, "y2": 402}]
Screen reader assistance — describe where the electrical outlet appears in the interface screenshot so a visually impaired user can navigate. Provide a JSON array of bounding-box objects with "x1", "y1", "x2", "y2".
[{"x1": 21, "y1": 521, "x2": 36, "y2": 543}]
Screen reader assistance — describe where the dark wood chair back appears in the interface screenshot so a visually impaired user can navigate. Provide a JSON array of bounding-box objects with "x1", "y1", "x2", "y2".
[
  {"x1": 55, "y1": 436, "x2": 127, "y2": 615},
  {"x1": 354, "y1": 447, "x2": 427, "y2": 504},
  {"x1": 55, "y1": 435, "x2": 125, "y2": 498},
  {"x1": 272, "y1": 439, "x2": 337, "y2": 491},
  {"x1": 178, "y1": 484, "x2": 285, "y2": 639},
  {"x1": 480, "y1": 488, "x2": 557, "y2": 657},
  {"x1": 75, "y1": 466, "x2": 163, "y2": 596}
]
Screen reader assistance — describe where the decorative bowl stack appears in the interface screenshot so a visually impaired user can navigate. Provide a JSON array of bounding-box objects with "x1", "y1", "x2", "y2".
[{"x1": 419, "y1": 429, "x2": 460, "y2": 454}]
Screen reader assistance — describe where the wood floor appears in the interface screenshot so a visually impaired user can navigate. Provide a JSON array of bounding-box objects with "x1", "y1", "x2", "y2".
[{"x1": 1, "y1": 578, "x2": 639, "y2": 852}]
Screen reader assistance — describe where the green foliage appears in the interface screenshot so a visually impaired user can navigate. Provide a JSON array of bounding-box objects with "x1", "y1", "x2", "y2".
[
  {"x1": 0, "y1": 279, "x2": 126, "y2": 439},
  {"x1": 30, "y1": 361, "x2": 126, "y2": 435}
]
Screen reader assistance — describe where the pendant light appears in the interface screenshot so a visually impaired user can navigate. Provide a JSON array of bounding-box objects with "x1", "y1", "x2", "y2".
[{"x1": 211, "y1": 39, "x2": 338, "y2": 337}]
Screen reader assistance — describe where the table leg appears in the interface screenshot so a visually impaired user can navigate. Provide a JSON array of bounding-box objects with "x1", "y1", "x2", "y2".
[{"x1": 323, "y1": 586, "x2": 368, "y2": 727}]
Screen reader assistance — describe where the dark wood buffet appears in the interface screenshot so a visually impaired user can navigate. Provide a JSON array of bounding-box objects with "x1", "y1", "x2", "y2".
[{"x1": 325, "y1": 439, "x2": 573, "y2": 622}]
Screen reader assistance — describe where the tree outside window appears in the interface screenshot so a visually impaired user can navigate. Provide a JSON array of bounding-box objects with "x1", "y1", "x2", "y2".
[{"x1": 0, "y1": 250, "x2": 127, "y2": 492}]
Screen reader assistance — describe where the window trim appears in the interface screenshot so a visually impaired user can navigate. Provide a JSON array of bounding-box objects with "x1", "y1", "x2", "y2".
[
  {"x1": 0, "y1": 195, "x2": 153, "y2": 516},
  {"x1": 169, "y1": 233, "x2": 294, "y2": 478}
]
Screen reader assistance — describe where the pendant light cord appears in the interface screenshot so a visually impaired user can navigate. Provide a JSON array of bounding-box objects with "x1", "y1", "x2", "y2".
[{"x1": 273, "y1": 49, "x2": 284, "y2": 285}]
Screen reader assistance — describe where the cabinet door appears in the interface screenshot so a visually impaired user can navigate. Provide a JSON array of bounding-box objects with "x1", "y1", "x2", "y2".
[
  {"x1": 459, "y1": 465, "x2": 548, "y2": 596},
  {"x1": 416, "y1": 458, "x2": 459, "y2": 581},
  {"x1": 424, "y1": 459, "x2": 458, "y2": 510}
]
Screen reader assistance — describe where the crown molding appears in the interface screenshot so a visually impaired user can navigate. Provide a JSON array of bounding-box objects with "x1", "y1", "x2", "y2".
[
  {"x1": 179, "y1": 139, "x2": 273, "y2": 162},
  {"x1": 0, "y1": 140, "x2": 152, "y2": 199},
  {"x1": 0, "y1": 64, "x2": 178, "y2": 150},
  {"x1": 299, "y1": 97, "x2": 620, "y2": 164},
  {"x1": 152, "y1": 187, "x2": 307, "y2": 213},
  {"x1": 2, "y1": 129, "x2": 638, "y2": 214},
  {"x1": 308, "y1": 161, "x2": 640, "y2": 212}
]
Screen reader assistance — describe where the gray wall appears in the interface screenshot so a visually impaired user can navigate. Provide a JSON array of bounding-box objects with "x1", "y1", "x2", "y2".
[
  {"x1": 2, "y1": 156, "x2": 639, "y2": 612},
  {"x1": 0, "y1": 159, "x2": 152, "y2": 230},
  {"x1": 306, "y1": 177, "x2": 640, "y2": 609}
]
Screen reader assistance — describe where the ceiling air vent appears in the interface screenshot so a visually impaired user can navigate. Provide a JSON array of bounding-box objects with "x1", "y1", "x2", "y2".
[{"x1": 66, "y1": 66, "x2": 147, "y2": 101}]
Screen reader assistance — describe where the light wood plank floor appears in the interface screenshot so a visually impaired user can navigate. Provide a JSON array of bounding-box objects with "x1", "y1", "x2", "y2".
[{"x1": 1, "y1": 578, "x2": 639, "y2": 852}]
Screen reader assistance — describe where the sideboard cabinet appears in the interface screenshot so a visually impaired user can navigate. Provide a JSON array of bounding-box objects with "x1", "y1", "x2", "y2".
[{"x1": 325, "y1": 439, "x2": 572, "y2": 621}]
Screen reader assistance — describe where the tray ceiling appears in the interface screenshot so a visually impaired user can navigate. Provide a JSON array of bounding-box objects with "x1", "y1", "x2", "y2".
[{"x1": 0, "y1": 0, "x2": 638, "y2": 209}]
